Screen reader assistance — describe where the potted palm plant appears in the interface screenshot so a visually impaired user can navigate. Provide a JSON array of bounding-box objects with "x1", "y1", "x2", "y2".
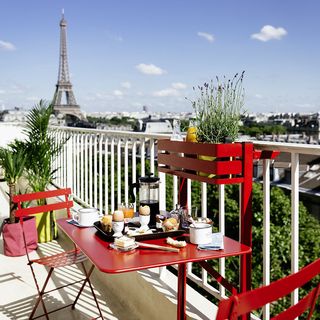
[
  {"x1": 11, "y1": 100, "x2": 65, "y2": 243},
  {"x1": 0, "y1": 146, "x2": 38, "y2": 256}
]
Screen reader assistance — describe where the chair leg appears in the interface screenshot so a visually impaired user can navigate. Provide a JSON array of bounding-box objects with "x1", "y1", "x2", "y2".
[
  {"x1": 29, "y1": 266, "x2": 54, "y2": 320},
  {"x1": 72, "y1": 263, "x2": 104, "y2": 319}
]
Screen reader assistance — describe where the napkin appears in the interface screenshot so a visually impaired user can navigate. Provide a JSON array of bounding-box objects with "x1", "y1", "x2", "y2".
[{"x1": 197, "y1": 232, "x2": 224, "y2": 250}]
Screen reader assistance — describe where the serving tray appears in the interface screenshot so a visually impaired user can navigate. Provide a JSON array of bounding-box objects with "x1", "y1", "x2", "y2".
[{"x1": 93, "y1": 221, "x2": 184, "y2": 242}]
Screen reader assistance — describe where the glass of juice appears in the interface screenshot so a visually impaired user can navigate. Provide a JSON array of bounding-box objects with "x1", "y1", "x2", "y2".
[{"x1": 123, "y1": 203, "x2": 135, "y2": 219}]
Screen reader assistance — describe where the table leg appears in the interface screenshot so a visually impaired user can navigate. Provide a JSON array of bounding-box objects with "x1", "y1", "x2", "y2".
[
  {"x1": 177, "y1": 263, "x2": 187, "y2": 320},
  {"x1": 240, "y1": 252, "x2": 251, "y2": 320}
]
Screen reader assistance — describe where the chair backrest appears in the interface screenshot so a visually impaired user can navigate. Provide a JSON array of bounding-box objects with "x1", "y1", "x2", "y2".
[
  {"x1": 12, "y1": 188, "x2": 73, "y2": 260},
  {"x1": 13, "y1": 188, "x2": 73, "y2": 219},
  {"x1": 216, "y1": 258, "x2": 320, "y2": 320}
]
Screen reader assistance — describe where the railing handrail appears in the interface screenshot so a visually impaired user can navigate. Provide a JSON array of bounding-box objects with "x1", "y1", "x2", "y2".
[
  {"x1": 50, "y1": 125, "x2": 173, "y2": 140},
  {"x1": 253, "y1": 140, "x2": 320, "y2": 155}
]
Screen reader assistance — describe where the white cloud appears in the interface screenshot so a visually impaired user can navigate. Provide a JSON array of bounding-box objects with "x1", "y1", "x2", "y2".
[
  {"x1": 0, "y1": 40, "x2": 16, "y2": 51},
  {"x1": 113, "y1": 90, "x2": 124, "y2": 97},
  {"x1": 255, "y1": 93, "x2": 263, "y2": 99},
  {"x1": 136, "y1": 63, "x2": 166, "y2": 75},
  {"x1": 121, "y1": 81, "x2": 131, "y2": 89},
  {"x1": 251, "y1": 25, "x2": 287, "y2": 42},
  {"x1": 172, "y1": 82, "x2": 187, "y2": 90},
  {"x1": 0, "y1": 89, "x2": 5, "y2": 94},
  {"x1": 153, "y1": 88, "x2": 179, "y2": 97},
  {"x1": 153, "y1": 82, "x2": 187, "y2": 97},
  {"x1": 197, "y1": 32, "x2": 215, "y2": 43}
]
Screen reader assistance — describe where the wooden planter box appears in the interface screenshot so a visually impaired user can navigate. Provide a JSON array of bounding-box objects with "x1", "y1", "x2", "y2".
[{"x1": 158, "y1": 140, "x2": 253, "y2": 185}]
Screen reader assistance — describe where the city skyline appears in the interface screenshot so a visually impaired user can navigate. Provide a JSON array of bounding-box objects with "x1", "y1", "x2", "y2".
[{"x1": 0, "y1": 0, "x2": 320, "y2": 114}]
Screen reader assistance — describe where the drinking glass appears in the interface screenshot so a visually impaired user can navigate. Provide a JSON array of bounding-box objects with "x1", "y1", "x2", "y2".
[
  {"x1": 123, "y1": 203, "x2": 135, "y2": 219},
  {"x1": 118, "y1": 203, "x2": 135, "y2": 219},
  {"x1": 180, "y1": 206, "x2": 198, "y2": 229}
]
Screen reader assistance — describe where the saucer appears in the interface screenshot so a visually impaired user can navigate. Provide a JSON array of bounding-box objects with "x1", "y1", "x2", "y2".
[{"x1": 67, "y1": 219, "x2": 93, "y2": 228}]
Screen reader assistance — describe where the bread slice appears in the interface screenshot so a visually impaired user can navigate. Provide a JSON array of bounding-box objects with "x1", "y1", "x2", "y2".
[{"x1": 114, "y1": 236, "x2": 135, "y2": 248}]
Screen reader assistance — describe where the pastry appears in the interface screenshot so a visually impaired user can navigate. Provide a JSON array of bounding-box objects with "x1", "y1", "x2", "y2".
[
  {"x1": 163, "y1": 217, "x2": 179, "y2": 231},
  {"x1": 101, "y1": 215, "x2": 112, "y2": 232},
  {"x1": 166, "y1": 237, "x2": 187, "y2": 248}
]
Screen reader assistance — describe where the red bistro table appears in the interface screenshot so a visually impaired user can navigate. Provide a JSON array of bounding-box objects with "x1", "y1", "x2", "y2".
[{"x1": 57, "y1": 218, "x2": 251, "y2": 320}]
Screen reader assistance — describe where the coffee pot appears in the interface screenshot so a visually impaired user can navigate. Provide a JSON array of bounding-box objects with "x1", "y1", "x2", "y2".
[{"x1": 130, "y1": 173, "x2": 160, "y2": 226}]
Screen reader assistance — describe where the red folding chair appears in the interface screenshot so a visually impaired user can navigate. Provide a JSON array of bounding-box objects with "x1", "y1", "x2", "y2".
[
  {"x1": 216, "y1": 258, "x2": 320, "y2": 320},
  {"x1": 13, "y1": 188, "x2": 104, "y2": 320}
]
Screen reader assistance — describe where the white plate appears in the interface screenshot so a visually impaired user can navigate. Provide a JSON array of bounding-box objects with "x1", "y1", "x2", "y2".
[
  {"x1": 67, "y1": 219, "x2": 93, "y2": 228},
  {"x1": 109, "y1": 242, "x2": 139, "y2": 252}
]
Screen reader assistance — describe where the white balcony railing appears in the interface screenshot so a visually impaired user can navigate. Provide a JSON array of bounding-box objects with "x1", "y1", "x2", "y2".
[{"x1": 52, "y1": 126, "x2": 320, "y2": 320}]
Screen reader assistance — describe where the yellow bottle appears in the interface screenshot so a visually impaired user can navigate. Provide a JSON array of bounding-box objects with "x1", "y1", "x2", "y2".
[{"x1": 186, "y1": 121, "x2": 197, "y2": 143}]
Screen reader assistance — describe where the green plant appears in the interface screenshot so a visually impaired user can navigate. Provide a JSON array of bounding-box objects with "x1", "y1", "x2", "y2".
[
  {"x1": 11, "y1": 100, "x2": 65, "y2": 199},
  {"x1": 0, "y1": 146, "x2": 26, "y2": 223},
  {"x1": 188, "y1": 72, "x2": 245, "y2": 143}
]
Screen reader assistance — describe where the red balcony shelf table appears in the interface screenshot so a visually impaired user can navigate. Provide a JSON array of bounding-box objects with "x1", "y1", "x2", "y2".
[
  {"x1": 57, "y1": 218, "x2": 251, "y2": 320},
  {"x1": 157, "y1": 140, "x2": 279, "y2": 319}
]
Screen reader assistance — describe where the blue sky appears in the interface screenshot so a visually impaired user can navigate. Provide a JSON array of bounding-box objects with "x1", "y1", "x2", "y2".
[{"x1": 1, "y1": 0, "x2": 320, "y2": 114}]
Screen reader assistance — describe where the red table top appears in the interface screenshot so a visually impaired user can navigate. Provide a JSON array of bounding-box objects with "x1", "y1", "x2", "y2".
[{"x1": 57, "y1": 218, "x2": 251, "y2": 274}]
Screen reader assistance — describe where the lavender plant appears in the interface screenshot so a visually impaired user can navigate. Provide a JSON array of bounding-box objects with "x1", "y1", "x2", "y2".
[{"x1": 189, "y1": 71, "x2": 245, "y2": 143}]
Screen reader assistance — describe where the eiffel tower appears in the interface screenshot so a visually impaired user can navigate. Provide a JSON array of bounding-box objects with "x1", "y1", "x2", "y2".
[{"x1": 52, "y1": 10, "x2": 84, "y2": 122}]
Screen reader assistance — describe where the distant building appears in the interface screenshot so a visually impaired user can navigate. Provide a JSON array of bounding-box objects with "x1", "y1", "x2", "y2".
[
  {"x1": 0, "y1": 109, "x2": 28, "y2": 122},
  {"x1": 134, "y1": 118, "x2": 173, "y2": 133},
  {"x1": 143, "y1": 105, "x2": 149, "y2": 113}
]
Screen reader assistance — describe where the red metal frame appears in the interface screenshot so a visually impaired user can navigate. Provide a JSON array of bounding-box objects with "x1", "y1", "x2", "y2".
[
  {"x1": 216, "y1": 258, "x2": 320, "y2": 320},
  {"x1": 13, "y1": 188, "x2": 104, "y2": 320},
  {"x1": 157, "y1": 140, "x2": 280, "y2": 318}
]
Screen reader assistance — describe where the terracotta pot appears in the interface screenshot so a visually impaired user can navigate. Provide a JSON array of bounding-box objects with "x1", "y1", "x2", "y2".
[{"x1": 1, "y1": 216, "x2": 38, "y2": 257}]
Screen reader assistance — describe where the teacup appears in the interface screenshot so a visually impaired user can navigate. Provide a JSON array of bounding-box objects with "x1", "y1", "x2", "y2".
[{"x1": 72, "y1": 208, "x2": 101, "y2": 227}]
